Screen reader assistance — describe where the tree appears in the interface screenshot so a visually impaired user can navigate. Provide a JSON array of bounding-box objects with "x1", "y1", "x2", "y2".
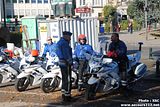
[
  {"x1": 127, "y1": 0, "x2": 160, "y2": 27},
  {"x1": 103, "y1": 5, "x2": 117, "y2": 17},
  {"x1": 103, "y1": 5, "x2": 117, "y2": 32}
]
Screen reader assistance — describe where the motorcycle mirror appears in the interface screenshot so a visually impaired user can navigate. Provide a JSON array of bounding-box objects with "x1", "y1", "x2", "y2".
[{"x1": 74, "y1": 42, "x2": 78, "y2": 49}]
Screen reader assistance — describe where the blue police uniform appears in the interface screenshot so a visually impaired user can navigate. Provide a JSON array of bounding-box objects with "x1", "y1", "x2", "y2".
[
  {"x1": 56, "y1": 31, "x2": 72, "y2": 101},
  {"x1": 74, "y1": 43, "x2": 94, "y2": 89},
  {"x1": 74, "y1": 44, "x2": 94, "y2": 60},
  {"x1": 42, "y1": 43, "x2": 57, "y2": 58},
  {"x1": 56, "y1": 38, "x2": 72, "y2": 65}
]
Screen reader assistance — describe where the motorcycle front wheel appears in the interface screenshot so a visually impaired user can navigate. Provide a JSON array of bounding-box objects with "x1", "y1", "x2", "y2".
[
  {"x1": 85, "y1": 84, "x2": 97, "y2": 100},
  {"x1": 15, "y1": 77, "x2": 30, "y2": 92},
  {"x1": 40, "y1": 77, "x2": 59, "y2": 93}
]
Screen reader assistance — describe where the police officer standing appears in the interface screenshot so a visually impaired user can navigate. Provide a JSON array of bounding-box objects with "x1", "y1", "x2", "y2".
[{"x1": 56, "y1": 31, "x2": 73, "y2": 102}]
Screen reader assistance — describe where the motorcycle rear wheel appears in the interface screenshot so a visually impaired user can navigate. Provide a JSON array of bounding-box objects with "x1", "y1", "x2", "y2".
[
  {"x1": 85, "y1": 84, "x2": 97, "y2": 100},
  {"x1": 40, "y1": 77, "x2": 59, "y2": 93},
  {"x1": 15, "y1": 77, "x2": 30, "y2": 92}
]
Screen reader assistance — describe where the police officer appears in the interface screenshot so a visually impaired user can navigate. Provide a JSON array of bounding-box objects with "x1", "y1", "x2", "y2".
[
  {"x1": 42, "y1": 36, "x2": 57, "y2": 58},
  {"x1": 73, "y1": 34, "x2": 94, "y2": 89},
  {"x1": 56, "y1": 31, "x2": 73, "y2": 102}
]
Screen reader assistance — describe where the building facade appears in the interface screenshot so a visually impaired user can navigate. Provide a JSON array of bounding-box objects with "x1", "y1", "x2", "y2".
[
  {"x1": 5, "y1": 0, "x2": 75, "y2": 20},
  {"x1": 75, "y1": 0, "x2": 108, "y2": 18},
  {"x1": 5, "y1": 0, "x2": 53, "y2": 20},
  {"x1": 2, "y1": 0, "x2": 132, "y2": 21}
]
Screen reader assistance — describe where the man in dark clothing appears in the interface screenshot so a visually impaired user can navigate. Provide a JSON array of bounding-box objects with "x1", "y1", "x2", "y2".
[
  {"x1": 107, "y1": 33, "x2": 128, "y2": 86},
  {"x1": 56, "y1": 31, "x2": 73, "y2": 102}
]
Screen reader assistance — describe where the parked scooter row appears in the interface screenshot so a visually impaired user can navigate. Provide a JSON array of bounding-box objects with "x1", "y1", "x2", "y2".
[
  {"x1": 0, "y1": 47, "x2": 20, "y2": 85},
  {"x1": 14, "y1": 51, "x2": 78, "y2": 93}
]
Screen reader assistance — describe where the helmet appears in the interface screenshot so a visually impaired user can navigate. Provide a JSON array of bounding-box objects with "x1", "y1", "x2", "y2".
[
  {"x1": 47, "y1": 36, "x2": 52, "y2": 41},
  {"x1": 46, "y1": 36, "x2": 52, "y2": 41},
  {"x1": 78, "y1": 34, "x2": 86, "y2": 40},
  {"x1": 31, "y1": 50, "x2": 39, "y2": 57}
]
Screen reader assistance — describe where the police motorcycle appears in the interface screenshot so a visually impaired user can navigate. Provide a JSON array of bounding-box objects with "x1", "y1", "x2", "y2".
[
  {"x1": 85, "y1": 42, "x2": 147, "y2": 100},
  {"x1": 15, "y1": 50, "x2": 48, "y2": 92},
  {"x1": 40, "y1": 53, "x2": 78, "y2": 93},
  {"x1": 0, "y1": 47, "x2": 20, "y2": 85}
]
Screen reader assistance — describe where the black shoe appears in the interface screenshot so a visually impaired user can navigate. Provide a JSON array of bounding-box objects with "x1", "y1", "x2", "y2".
[{"x1": 62, "y1": 95, "x2": 72, "y2": 102}]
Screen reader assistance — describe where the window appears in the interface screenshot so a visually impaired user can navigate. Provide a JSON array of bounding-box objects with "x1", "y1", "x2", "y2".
[
  {"x1": 19, "y1": 9, "x2": 24, "y2": 15},
  {"x1": 44, "y1": 15, "x2": 49, "y2": 18},
  {"x1": 38, "y1": 0, "x2": 42, "y2": 3},
  {"x1": 25, "y1": 0, "x2": 29, "y2": 3},
  {"x1": 31, "y1": 0, "x2": 36, "y2": 3},
  {"x1": 13, "y1": 0, "x2": 17, "y2": 3},
  {"x1": 101, "y1": 0, "x2": 103, "y2": 6},
  {"x1": 6, "y1": 0, "x2": 11, "y2": 3},
  {"x1": 83, "y1": 0, "x2": 85, "y2": 5},
  {"x1": 26, "y1": 9, "x2": 30, "y2": 16},
  {"x1": 44, "y1": 0, "x2": 48, "y2": 3},
  {"x1": 7, "y1": 9, "x2": 12, "y2": 16},
  {"x1": 92, "y1": 0, "x2": 94, "y2": 6},
  {"x1": 31, "y1": 9, "x2": 36, "y2": 15},
  {"x1": 80, "y1": 0, "x2": 82, "y2": 5},
  {"x1": 38, "y1": 9, "x2": 43, "y2": 15},
  {"x1": 19, "y1": 0, "x2": 23, "y2": 3}
]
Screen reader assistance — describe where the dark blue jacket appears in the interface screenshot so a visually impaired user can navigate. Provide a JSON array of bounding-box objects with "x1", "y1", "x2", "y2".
[
  {"x1": 74, "y1": 44, "x2": 94, "y2": 60},
  {"x1": 56, "y1": 38, "x2": 72, "y2": 65},
  {"x1": 42, "y1": 42, "x2": 57, "y2": 58},
  {"x1": 108, "y1": 40, "x2": 127, "y2": 57}
]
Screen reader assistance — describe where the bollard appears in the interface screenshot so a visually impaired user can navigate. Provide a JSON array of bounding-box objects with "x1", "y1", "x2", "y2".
[
  {"x1": 138, "y1": 42, "x2": 143, "y2": 51},
  {"x1": 156, "y1": 58, "x2": 160, "y2": 77}
]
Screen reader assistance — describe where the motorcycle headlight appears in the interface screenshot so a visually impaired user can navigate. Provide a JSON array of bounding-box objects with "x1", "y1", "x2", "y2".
[
  {"x1": 28, "y1": 56, "x2": 35, "y2": 62},
  {"x1": 93, "y1": 67, "x2": 100, "y2": 72},
  {"x1": 0, "y1": 56, "x2": 3, "y2": 62},
  {"x1": 25, "y1": 68, "x2": 33, "y2": 73}
]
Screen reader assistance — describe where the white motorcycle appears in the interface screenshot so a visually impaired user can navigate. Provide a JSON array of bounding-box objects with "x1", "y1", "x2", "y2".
[
  {"x1": 0, "y1": 48, "x2": 20, "y2": 85},
  {"x1": 85, "y1": 43, "x2": 147, "y2": 100},
  {"x1": 40, "y1": 55, "x2": 78, "y2": 93},
  {"x1": 15, "y1": 54, "x2": 48, "y2": 92}
]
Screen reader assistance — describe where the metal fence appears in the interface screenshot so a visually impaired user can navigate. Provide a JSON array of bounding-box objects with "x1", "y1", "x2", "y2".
[{"x1": 38, "y1": 17, "x2": 99, "y2": 51}]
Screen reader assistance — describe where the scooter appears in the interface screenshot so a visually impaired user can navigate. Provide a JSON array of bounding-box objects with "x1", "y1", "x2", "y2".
[
  {"x1": 0, "y1": 48, "x2": 20, "y2": 85},
  {"x1": 40, "y1": 55, "x2": 78, "y2": 93},
  {"x1": 15, "y1": 53, "x2": 48, "y2": 92},
  {"x1": 85, "y1": 42, "x2": 147, "y2": 100}
]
